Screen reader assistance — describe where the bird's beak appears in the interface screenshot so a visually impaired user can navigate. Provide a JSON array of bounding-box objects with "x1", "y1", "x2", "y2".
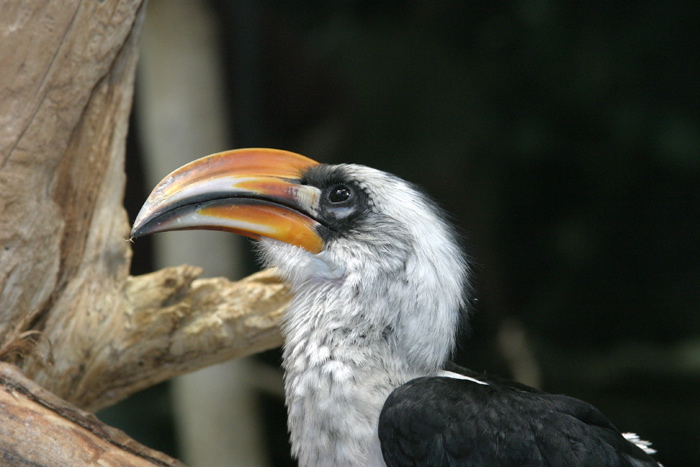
[{"x1": 131, "y1": 148, "x2": 324, "y2": 253}]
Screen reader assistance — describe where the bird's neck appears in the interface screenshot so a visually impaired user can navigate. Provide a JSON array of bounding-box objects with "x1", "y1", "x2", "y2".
[
  {"x1": 266, "y1": 232, "x2": 465, "y2": 466},
  {"x1": 281, "y1": 277, "x2": 450, "y2": 466}
]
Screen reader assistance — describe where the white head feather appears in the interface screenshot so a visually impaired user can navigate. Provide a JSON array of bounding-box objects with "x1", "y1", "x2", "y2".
[{"x1": 257, "y1": 164, "x2": 469, "y2": 466}]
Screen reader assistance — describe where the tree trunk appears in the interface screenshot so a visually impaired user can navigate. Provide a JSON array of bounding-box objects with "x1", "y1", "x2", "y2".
[{"x1": 0, "y1": 1, "x2": 288, "y2": 463}]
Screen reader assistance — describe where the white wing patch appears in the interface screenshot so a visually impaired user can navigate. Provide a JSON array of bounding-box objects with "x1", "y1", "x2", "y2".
[
  {"x1": 622, "y1": 432, "x2": 657, "y2": 455},
  {"x1": 437, "y1": 370, "x2": 489, "y2": 385}
]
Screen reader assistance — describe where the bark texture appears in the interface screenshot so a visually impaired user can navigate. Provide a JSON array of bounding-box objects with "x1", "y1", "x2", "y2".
[
  {"x1": 0, "y1": 362, "x2": 186, "y2": 466},
  {"x1": 34, "y1": 266, "x2": 287, "y2": 413}
]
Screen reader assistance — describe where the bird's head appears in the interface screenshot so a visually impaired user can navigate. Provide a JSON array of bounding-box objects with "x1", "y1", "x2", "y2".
[{"x1": 132, "y1": 148, "x2": 469, "y2": 371}]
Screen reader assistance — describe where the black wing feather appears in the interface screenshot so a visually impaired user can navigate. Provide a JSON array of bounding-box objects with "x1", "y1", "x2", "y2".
[{"x1": 378, "y1": 370, "x2": 659, "y2": 467}]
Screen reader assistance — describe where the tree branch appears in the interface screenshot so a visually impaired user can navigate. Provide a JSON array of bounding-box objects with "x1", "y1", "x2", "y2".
[
  {"x1": 36, "y1": 267, "x2": 288, "y2": 413},
  {"x1": 0, "y1": 362, "x2": 185, "y2": 466}
]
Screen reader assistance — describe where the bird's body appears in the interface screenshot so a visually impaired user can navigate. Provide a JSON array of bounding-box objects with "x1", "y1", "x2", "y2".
[
  {"x1": 132, "y1": 148, "x2": 661, "y2": 466},
  {"x1": 381, "y1": 364, "x2": 658, "y2": 466},
  {"x1": 260, "y1": 164, "x2": 465, "y2": 465}
]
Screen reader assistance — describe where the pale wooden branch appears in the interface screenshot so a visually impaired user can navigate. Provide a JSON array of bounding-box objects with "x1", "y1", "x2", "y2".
[
  {"x1": 0, "y1": 362, "x2": 185, "y2": 466},
  {"x1": 17, "y1": 260, "x2": 291, "y2": 411},
  {"x1": 30, "y1": 266, "x2": 289, "y2": 413}
]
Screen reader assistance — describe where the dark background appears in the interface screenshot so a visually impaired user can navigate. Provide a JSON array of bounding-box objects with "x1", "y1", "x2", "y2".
[{"x1": 111, "y1": 1, "x2": 700, "y2": 465}]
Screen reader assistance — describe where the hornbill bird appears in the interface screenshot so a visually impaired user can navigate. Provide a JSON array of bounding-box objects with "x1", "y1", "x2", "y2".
[{"x1": 132, "y1": 148, "x2": 661, "y2": 466}]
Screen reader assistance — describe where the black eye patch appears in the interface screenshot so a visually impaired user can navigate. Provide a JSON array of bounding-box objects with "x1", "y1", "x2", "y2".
[{"x1": 299, "y1": 165, "x2": 370, "y2": 238}]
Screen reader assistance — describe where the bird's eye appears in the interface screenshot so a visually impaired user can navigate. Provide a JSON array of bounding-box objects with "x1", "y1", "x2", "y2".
[
  {"x1": 320, "y1": 183, "x2": 363, "y2": 223},
  {"x1": 327, "y1": 185, "x2": 353, "y2": 204}
]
